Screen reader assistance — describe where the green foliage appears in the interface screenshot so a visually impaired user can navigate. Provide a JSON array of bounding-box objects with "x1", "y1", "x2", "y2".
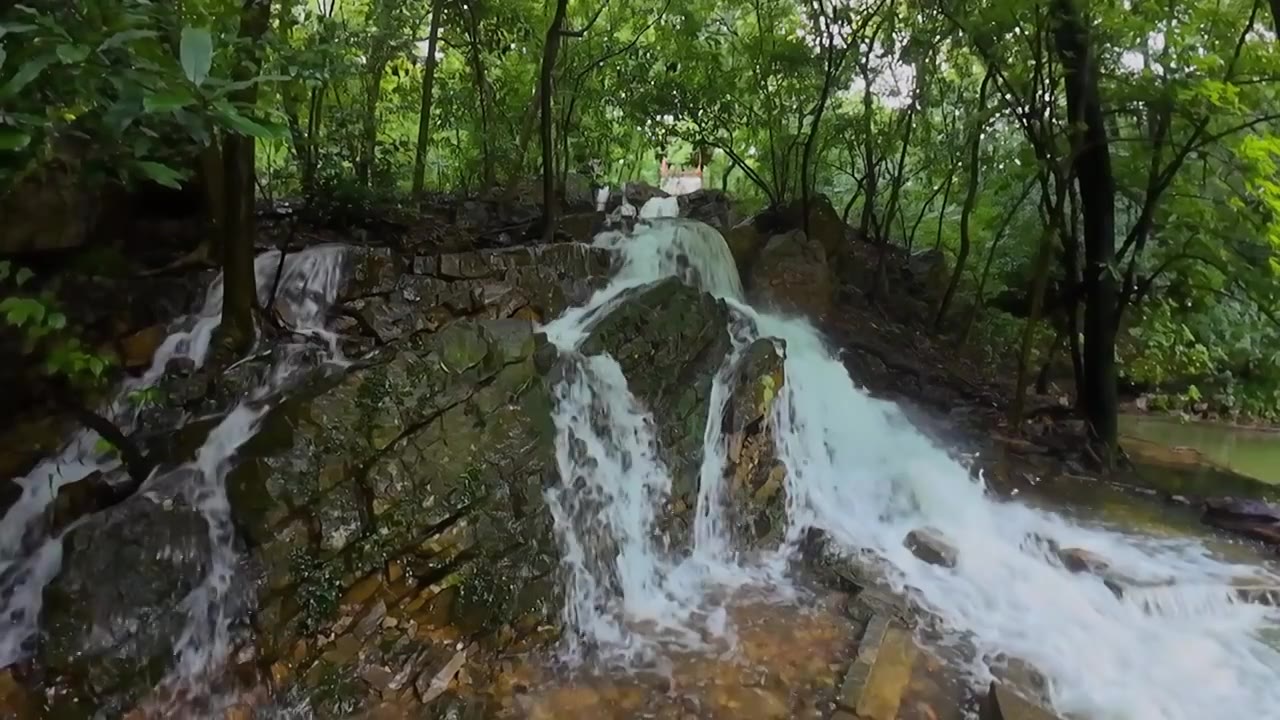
[
  {"x1": 0, "y1": 262, "x2": 113, "y2": 388},
  {"x1": 2, "y1": 0, "x2": 1279, "y2": 424}
]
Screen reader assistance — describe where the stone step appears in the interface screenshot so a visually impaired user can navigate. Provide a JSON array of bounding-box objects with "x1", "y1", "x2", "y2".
[{"x1": 836, "y1": 614, "x2": 918, "y2": 720}]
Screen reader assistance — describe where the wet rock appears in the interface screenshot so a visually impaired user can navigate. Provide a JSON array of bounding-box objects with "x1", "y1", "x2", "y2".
[
  {"x1": 228, "y1": 319, "x2": 560, "y2": 717},
  {"x1": 724, "y1": 338, "x2": 788, "y2": 545},
  {"x1": 837, "y1": 614, "x2": 918, "y2": 720},
  {"x1": 356, "y1": 244, "x2": 610, "y2": 344},
  {"x1": 118, "y1": 324, "x2": 167, "y2": 369},
  {"x1": 904, "y1": 528, "x2": 958, "y2": 568},
  {"x1": 39, "y1": 471, "x2": 255, "y2": 716},
  {"x1": 579, "y1": 278, "x2": 732, "y2": 543},
  {"x1": 619, "y1": 181, "x2": 668, "y2": 209},
  {"x1": 1202, "y1": 497, "x2": 1280, "y2": 545},
  {"x1": 677, "y1": 189, "x2": 736, "y2": 229},
  {"x1": 745, "y1": 230, "x2": 834, "y2": 320},
  {"x1": 1056, "y1": 547, "x2": 1110, "y2": 575},
  {"x1": 980, "y1": 681, "x2": 1063, "y2": 720},
  {"x1": 557, "y1": 212, "x2": 604, "y2": 243}
]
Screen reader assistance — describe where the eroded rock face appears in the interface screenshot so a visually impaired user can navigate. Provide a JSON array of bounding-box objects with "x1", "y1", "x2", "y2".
[
  {"x1": 724, "y1": 339, "x2": 788, "y2": 546},
  {"x1": 346, "y1": 244, "x2": 611, "y2": 344}
]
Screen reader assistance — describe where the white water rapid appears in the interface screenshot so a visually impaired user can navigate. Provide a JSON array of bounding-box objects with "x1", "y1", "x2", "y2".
[
  {"x1": 541, "y1": 214, "x2": 1280, "y2": 719},
  {"x1": 0, "y1": 245, "x2": 349, "y2": 704}
]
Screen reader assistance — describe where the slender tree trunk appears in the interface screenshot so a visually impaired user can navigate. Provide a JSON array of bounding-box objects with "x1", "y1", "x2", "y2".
[
  {"x1": 1055, "y1": 0, "x2": 1119, "y2": 460},
  {"x1": 412, "y1": 0, "x2": 445, "y2": 197},
  {"x1": 465, "y1": 2, "x2": 494, "y2": 187},
  {"x1": 505, "y1": 84, "x2": 541, "y2": 196},
  {"x1": 933, "y1": 172, "x2": 954, "y2": 251},
  {"x1": 540, "y1": 0, "x2": 569, "y2": 243},
  {"x1": 936, "y1": 70, "x2": 992, "y2": 329},
  {"x1": 216, "y1": 0, "x2": 272, "y2": 357},
  {"x1": 872, "y1": 102, "x2": 916, "y2": 300},
  {"x1": 356, "y1": 60, "x2": 387, "y2": 188},
  {"x1": 1010, "y1": 226, "x2": 1055, "y2": 425},
  {"x1": 1035, "y1": 330, "x2": 1064, "y2": 394}
]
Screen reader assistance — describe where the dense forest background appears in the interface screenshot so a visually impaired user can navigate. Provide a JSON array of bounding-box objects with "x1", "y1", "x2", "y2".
[{"x1": 2, "y1": 0, "x2": 1280, "y2": 460}]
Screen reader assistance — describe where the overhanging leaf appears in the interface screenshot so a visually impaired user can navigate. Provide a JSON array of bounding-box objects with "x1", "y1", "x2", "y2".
[
  {"x1": 0, "y1": 128, "x2": 30, "y2": 151},
  {"x1": 1, "y1": 54, "x2": 56, "y2": 98},
  {"x1": 213, "y1": 103, "x2": 275, "y2": 138},
  {"x1": 180, "y1": 27, "x2": 213, "y2": 87},
  {"x1": 143, "y1": 88, "x2": 196, "y2": 113},
  {"x1": 56, "y1": 44, "x2": 90, "y2": 64},
  {"x1": 133, "y1": 161, "x2": 185, "y2": 189},
  {"x1": 100, "y1": 29, "x2": 157, "y2": 50}
]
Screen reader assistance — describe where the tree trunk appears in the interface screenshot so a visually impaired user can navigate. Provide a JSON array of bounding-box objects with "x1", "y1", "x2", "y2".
[
  {"x1": 935, "y1": 70, "x2": 992, "y2": 330},
  {"x1": 933, "y1": 172, "x2": 953, "y2": 251},
  {"x1": 1010, "y1": 226, "x2": 1055, "y2": 425},
  {"x1": 1054, "y1": 0, "x2": 1119, "y2": 460},
  {"x1": 540, "y1": 0, "x2": 569, "y2": 244},
  {"x1": 216, "y1": 0, "x2": 272, "y2": 357},
  {"x1": 465, "y1": 2, "x2": 494, "y2": 187},
  {"x1": 412, "y1": 0, "x2": 445, "y2": 197},
  {"x1": 872, "y1": 102, "x2": 916, "y2": 300},
  {"x1": 356, "y1": 59, "x2": 387, "y2": 188}
]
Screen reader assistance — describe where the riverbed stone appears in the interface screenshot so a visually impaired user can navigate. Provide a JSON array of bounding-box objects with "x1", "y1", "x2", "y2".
[
  {"x1": 980, "y1": 681, "x2": 1063, "y2": 720},
  {"x1": 905, "y1": 527, "x2": 958, "y2": 568},
  {"x1": 746, "y1": 230, "x2": 834, "y2": 320},
  {"x1": 837, "y1": 614, "x2": 918, "y2": 720}
]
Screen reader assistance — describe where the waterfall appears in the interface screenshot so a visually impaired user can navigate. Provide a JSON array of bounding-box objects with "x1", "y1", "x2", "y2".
[
  {"x1": 541, "y1": 217, "x2": 1280, "y2": 719},
  {"x1": 0, "y1": 246, "x2": 349, "y2": 691}
]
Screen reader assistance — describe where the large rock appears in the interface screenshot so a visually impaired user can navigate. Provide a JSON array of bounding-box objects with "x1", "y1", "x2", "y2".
[
  {"x1": 745, "y1": 230, "x2": 834, "y2": 319},
  {"x1": 579, "y1": 279, "x2": 731, "y2": 541},
  {"x1": 38, "y1": 319, "x2": 562, "y2": 718},
  {"x1": 677, "y1": 189, "x2": 737, "y2": 230},
  {"x1": 725, "y1": 196, "x2": 850, "y2": 281},
  {"x1": 40, "y1": 470, "x2": 257, "y2": 718},
  {"x1": 575, "y1": 281, "x2": 789, "y2": 549}
]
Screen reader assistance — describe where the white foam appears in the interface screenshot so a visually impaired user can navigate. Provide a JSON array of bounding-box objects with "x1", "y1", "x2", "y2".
[{"x1": 541, "y1": 218, "x2": 1280, "y2": 719}]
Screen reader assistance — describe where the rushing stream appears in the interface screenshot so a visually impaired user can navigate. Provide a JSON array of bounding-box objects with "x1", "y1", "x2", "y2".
[
  {"x1": 2, "y1": 210, "x2": 1278, "y2": 719},
  {"x1": 541, "y1": 207, "x2": 1280, "y2": 720}
]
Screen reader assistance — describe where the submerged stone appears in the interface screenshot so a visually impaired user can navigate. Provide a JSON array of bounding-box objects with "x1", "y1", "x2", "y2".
[
  {"x1": 904, "y1": 527, "x2": 958, "y2": 568},
  {"x1": 980, "y1": 681, "x2": 1063, "y2": 720}
]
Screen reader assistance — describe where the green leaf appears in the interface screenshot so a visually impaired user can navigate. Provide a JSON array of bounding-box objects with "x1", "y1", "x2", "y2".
[
  {"x1": 1, "y1": 54, "x2": 56, "y2": 98},
  {"x1": 14, "y1": 268, "x2": 33, "y2": 286},
  {"x1": 46, "y1": 311, "x2": 65, "y2": 330},
  {"x1": 0, "y1": 128, "x2": 30, "y2": 151},
  {"x1": 55, "y1": 44, "x2": 90, "y2": 64},
  {"x1": 100, "y1": 29, "x2": 157, "y2": 50},
  {"x1": 0, "y1": 47, "x2": 7, "y2": 70},
  {"x1": 180, "y1": 27, "x2": 213, "y2": 87},
  {"x1": 213, "y1": 103, "x2": 275, "y2": 138},
  {"x1": 0, "y1": 296, "x2": 45, "y2": 327},
  {"x1": 133, "y1": 161, "x2": 185, "y2": 189},
  {"x1": 143, "y1": 88, "x2": 196, "y2": 113}
]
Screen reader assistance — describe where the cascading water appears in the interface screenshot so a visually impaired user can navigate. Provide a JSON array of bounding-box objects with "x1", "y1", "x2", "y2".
[
  {"x1": 0, "y1": 245, "x2": 350, "y2": 699},
  {"x1": 541, "y1": 213, "x2": 1280, "y2": 719}
]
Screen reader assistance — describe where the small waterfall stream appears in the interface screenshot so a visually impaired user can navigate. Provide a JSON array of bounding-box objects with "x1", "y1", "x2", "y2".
[
  {"x1": 541, "y1": 213, "x2": 1280, "y2": 719},
  {"x1": 0, "y1": 246, "x2": 350, "y2": 699}
]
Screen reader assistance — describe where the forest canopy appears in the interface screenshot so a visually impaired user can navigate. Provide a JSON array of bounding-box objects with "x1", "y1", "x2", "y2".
[{"x1": 2, "y1": 0, "x2": 1280, "y2": 453}]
